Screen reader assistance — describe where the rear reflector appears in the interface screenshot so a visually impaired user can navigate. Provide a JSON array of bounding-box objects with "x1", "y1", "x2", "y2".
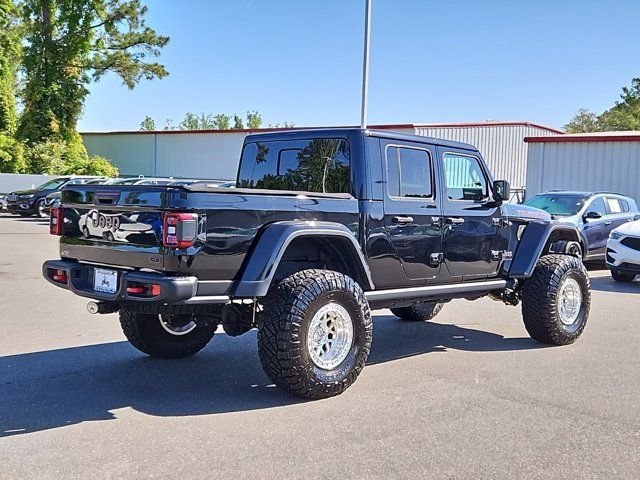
[
  {"x1": 163, "y1": 212, "x2": 198, "y2": 248},
  {"x1": 50, "y1": 207, "x2": 64, "y2": 236},
  {"x1": 126, "y1": 283, "x2": 161, "y2": 297}
]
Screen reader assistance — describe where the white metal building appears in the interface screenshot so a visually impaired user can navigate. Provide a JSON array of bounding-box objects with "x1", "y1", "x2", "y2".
[
  {"x1": 81, "y1": 121, "x2": 561, "y2": 187},
  {"x1": 525, "y1": 132, "x2": 640, "y2": 203}
]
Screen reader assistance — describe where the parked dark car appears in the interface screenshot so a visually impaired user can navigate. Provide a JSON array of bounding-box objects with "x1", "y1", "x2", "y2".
[
  {"x1": 42, "y1": 178, "x2": 121, "y2": 215},
  {"x1": 6, "y1": 176, "x2": 102, "y2": 217},
  {"x1": 524, "y1": 191, "x2": 640, "y2": 260},
  {"x1": 112, "y1": 177, "x2": 176, "y2": 186},
  {"x1": 44, "y1": 128, "x2": 591, "y2": 400}
]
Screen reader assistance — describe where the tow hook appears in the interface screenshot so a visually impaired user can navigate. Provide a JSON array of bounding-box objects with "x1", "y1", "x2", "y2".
[{"x1": 87, "y1": 301, "x2": 120, "y2": 314}]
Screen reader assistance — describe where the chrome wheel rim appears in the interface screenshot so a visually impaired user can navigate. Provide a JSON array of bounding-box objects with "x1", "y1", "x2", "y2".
[
  {"x1": 307, "y1": 302, "x2": 353, "y2": 370},
  {"x1": 558, "y1": 277, "x2": 582, "y2": 325},
  {"x1": 159, "y1": 314, "x2": 197, "y2": 336}
]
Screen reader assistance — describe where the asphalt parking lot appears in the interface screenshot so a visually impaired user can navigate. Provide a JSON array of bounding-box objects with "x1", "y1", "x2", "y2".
[{"x1": 1, "y1": 214, "x2": 639, "y2": 479}]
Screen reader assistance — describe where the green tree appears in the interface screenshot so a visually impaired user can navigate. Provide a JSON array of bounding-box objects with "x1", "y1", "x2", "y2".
[
  {"x1": 0, "y1": 0, "x2": 24, "y2": 173},
  {"x1": 213, "y1": 113, "x2": 230, "y2": 130},
  {"x1": 0, "y1": 0, "x2": 21, "y2": 135},
  {"x1": 146, "y1": 110, "x2": 283, "y2": 131},
  {"x1": 139, "y1": 115, "x2": 156, "y2": 131},
  {"x1": 246, "y1": 110, "x2": 262, "y2": 129},
  {"x1": 597, "y1": 78, "x2": 640, "y2": 131},
  {"x1": 564, "y1": 108, "x2": 599, "y2": 133},
  {"x1": 178, "y1": 112, "x2": 220, "y2": 130},
  {"x1": 62, "y1": 153, "x2": 119, "y2": 176},
  {"x1": 0, "y1": 134, "x2": 25, "y2": 173},
  {"x1": 17, "y1": 0, "x2": 169, "y2": 147},
  {"x1": 566, "y1": 78, "x2": 640, "y2": 133}
]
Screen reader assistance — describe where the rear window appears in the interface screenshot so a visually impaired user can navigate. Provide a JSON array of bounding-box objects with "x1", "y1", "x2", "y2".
[{"x1": 237, "y1": 138, "x2": 351, "y2": 194}]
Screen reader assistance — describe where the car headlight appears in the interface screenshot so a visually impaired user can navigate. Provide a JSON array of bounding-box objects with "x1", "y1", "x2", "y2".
[
  {"x1": 610, "y1": 231, "x2": 623, "y2": 240},
  {"x1": 22, "y1": 194, "x2": 35, "y2": 199}
]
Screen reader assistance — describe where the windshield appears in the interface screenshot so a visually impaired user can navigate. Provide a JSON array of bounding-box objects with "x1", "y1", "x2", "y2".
[
  {"x1": 524, "y1": 194, "x2": 588, "y2": 216},
  {"x1": 37, "y1": 178, "x2": 69, "y2": 190}
]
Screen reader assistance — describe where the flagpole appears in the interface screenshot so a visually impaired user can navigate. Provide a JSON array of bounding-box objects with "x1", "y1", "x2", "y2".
[{"x1": 360, "y1": 0, "x2": 372, "y2": 129}]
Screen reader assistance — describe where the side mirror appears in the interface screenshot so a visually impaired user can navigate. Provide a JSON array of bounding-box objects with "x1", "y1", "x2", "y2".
[
  {"x1": 493, "y1": 180, "x2": 510, "y2": 203},
  {"x1": 583, "y1": 211, "x2": 602, "y2": 221}
]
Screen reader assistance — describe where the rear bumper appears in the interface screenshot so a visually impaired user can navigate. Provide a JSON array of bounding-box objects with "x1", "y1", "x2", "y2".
[{"x1": 42, "y1": 259, "x2": 231, "y2": 305}]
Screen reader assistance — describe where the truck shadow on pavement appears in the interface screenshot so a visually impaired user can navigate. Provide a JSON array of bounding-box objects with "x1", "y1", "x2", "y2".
[{"x1": 0, "y1": 314, "x2": 542, "y2": 437}]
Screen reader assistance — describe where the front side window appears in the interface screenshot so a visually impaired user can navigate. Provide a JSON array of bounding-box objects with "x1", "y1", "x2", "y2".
[
  {"x1": 237, "y1": 138, "x2": 351, "y2": 194},
  {"x1": 443, "y1": 153, "x2": 487, "y2": 201},
  {"x1": 586, "y1": 197, "x2": 608, "y2": 215},
  {"x1": 386, "y1": 146, "x2": 432, "y2": 198}
]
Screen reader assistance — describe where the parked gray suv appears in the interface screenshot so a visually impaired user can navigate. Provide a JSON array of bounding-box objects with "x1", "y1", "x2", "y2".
[{"x1": 525, "y1": 191, "x2": 640, "y2": 260}]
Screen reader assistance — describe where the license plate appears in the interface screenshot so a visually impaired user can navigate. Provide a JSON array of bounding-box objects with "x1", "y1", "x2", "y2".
[{"x1": 94, "y1": 268, "x2": 118, "y2": 294}]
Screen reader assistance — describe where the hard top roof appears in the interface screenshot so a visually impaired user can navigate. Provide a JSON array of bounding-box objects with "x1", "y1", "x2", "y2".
[{"x1": 243, "y1": 127, "x2": 477, "y2": 151}]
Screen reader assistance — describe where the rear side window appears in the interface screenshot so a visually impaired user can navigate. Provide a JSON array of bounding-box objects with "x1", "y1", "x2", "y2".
[
  {"x1": 606, "y1": 197, "x2": 625, "y2": 213},
  {"x1": 237, "y1": 138, "x2": 351, "y2": 194},
  {"x1": 386, "y1": 146, "x2": 432, "y2": 198},
  {"x1": 443, "y1": 153, "x2": 488, "y2": 201}
]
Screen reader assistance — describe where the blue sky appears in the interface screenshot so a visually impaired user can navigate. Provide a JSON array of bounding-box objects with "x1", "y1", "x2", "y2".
[{"x1": 79, "y1": 0, "x2": 640, "y2": 132}]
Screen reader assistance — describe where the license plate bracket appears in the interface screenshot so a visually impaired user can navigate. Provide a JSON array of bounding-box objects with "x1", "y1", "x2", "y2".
[{"x1": 94, "y1": 268, "x2": 118, "y2": 294}]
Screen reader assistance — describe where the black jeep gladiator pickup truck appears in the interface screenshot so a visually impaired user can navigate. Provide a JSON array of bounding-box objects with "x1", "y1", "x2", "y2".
[{"x1": 44, "y1": 128, "x2": 591, "y2": 399}]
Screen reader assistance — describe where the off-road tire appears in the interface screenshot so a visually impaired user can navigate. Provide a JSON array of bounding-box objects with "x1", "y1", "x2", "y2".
[
  {"x1": 119, "y1": 309, "x2": 216, "y2": 359},
  {"x1": 258, "y1": 269, "x2": 372, "y2": 399},
  {"x1": 611, "y1": 270, "x2": 636, "y2": 283},
  {"x1": 521, "y1": 254, "x2": 590, "y2": 345},
  {"x1": 391, "y1": 302, "x2": 443, "y2": 322}
]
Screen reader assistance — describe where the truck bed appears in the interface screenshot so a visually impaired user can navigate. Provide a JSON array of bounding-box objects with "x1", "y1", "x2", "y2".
[{"x1": 58, "y1": 184, "x2": 361, "y2": 281}]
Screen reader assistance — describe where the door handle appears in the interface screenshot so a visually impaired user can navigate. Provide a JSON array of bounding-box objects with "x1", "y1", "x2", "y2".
[
  {"x1": 392, "y1": 216, "x2": 413, "y2": 224},
  {"x1": 446, "y1": 217, "x2": 465, "y2": 224},
  {"x1": 604, "y1": 221, "x2": 612, "y2": 226}
]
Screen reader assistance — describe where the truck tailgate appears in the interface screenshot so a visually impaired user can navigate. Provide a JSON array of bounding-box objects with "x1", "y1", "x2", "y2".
[{"x1": 58, "y1": 186, "x2": 183, "y2": 270}]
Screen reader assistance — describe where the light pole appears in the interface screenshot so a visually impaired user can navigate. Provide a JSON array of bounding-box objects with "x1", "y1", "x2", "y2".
[{"x1": 360, "y1": 0, "x2": 372, "y2": 129}]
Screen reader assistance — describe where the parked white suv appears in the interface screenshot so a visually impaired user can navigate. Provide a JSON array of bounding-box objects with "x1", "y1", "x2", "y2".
[{"x1": 606, "y1": 221, "x2": 640, "y2": 282}]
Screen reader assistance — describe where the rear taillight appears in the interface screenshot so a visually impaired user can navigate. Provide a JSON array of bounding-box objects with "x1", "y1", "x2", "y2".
[
  {"x1": 52, "y1": 269, "x2": 68, "y2": 283},
  {"x1": 163, "y1": 212, "x2": 198, "y2": 248},
  {"x1": 50, "y1": 207, "x2": 64, "y2": 236}
]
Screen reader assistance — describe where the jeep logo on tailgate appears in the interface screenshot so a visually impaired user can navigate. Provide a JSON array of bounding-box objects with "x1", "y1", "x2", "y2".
[{"x1": 90, "y1": 210, "x2": 120, "y2": 231}]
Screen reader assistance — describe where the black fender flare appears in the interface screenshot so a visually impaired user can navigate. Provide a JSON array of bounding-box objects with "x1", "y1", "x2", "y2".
[
  {"x1": 508, "y1": 222, "x2": 583, "y2": 279},
  {"x1": 232, "y1": 221, "x2": 374, "y2": 297}
]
